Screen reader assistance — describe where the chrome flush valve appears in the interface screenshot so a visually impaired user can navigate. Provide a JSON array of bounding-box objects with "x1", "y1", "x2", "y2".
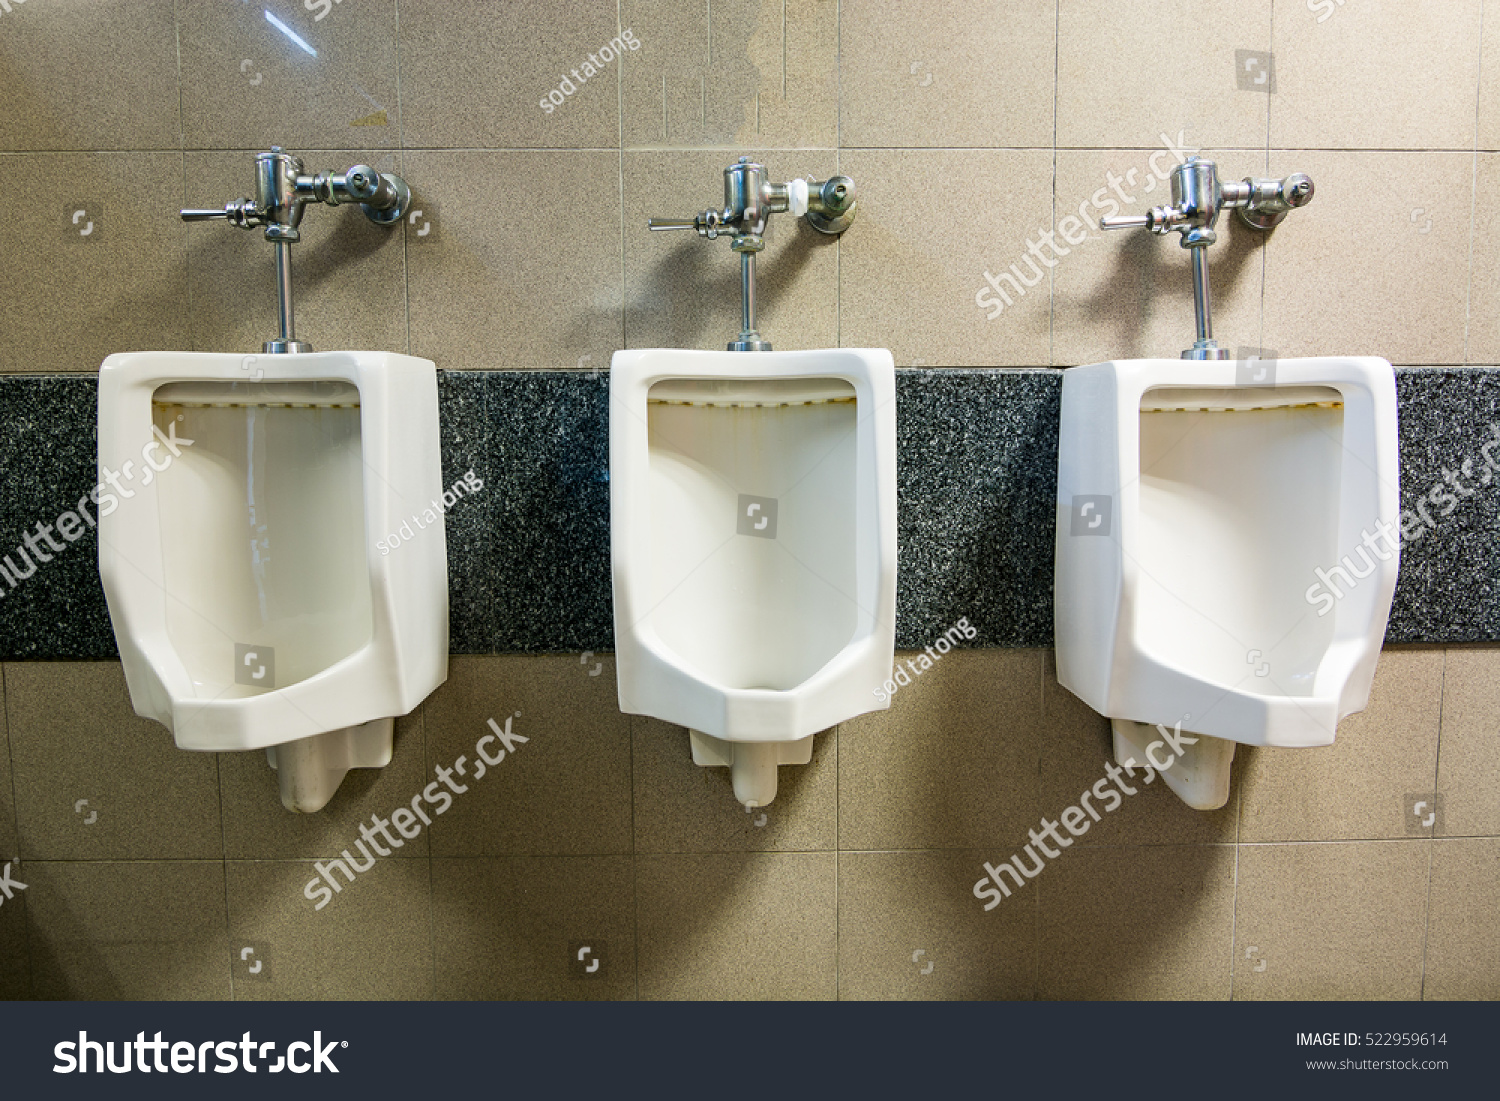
[
  {"x1": 1100, "y1": 157, "x2": 1313, "y2": 359},
  {"x1": 181, "y1": 148, "x2": 412, "y2": 354},
  {"x1": 648, "y1": 157, "x2": 857, "y2": 351}
]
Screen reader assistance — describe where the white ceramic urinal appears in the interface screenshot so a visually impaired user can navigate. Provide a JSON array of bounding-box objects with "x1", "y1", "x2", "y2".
[
  {"x1": 610, "y1": 348, "x2": 897, "y2": 807},
  {"x1": 97, "y1": 351, "x2": 448, "y2": 812},
  {"x1": 1054, "y1": 357, "x2": 1399, "y2": 810}
]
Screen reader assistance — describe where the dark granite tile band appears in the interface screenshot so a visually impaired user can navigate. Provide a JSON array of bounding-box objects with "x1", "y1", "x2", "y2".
[{"x1": 0, "y1": 367, "x2": 1494, "y2": 660}]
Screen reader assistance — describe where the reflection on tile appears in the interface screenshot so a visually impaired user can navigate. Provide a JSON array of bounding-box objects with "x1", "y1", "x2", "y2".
[
  {"x1": 622, "y1": 0, "x2": 837, "y2": 149},
  {"x1": 838, "y1": 850, "x2": 1035, "y2": 1000},
  {"x1": 636, "y1": 852, "x2": 835, "y2": 999},
  {"x1": 178, "y1": 0, "x2": 399, "y2": 150},
  {"x1": 1057, "y1": 0, "x2": 1268, "y2": 150},
  {"x1": 423, "y1": 656, "x2": 632, "y2": 856},
  {"x1": 840, "y1": 0, "x2": 1054, "y2": 149},
  {"x1": 839, "y1": 650, "x2": 1042, "y2": 851},
  {"x1": 184, "y1": 150, "x2": 406, "y2": 357},
  {"x1": 840, "y1": 149, "x2": 1053, "y2": 366},
  {"x1": 27, "y1": 861, "x2": 228, "y2": 1000},
  {"x1": 1234, "y1": 841, "x2": 1428, "y2": 1000},
  {"x1": 1037, "y1": 844, "x2": 1236, "y2": 1000},
  {"x1": 623, "y1": 149, "x2": 837, "y2": 353},
  {"x1": 432, "y1": 856, "x2": 634, "y2": 1000},
  {"x1": 1434, "y1": 650, "x2": 1500, "y2": 836},
  {"x1": 406, "y1": 151, "x2": 622, "y2": 368},
  {"x1": 1264, "y1": 151, "x2": 1469, "y2": 365},
  {"x1": 1239, "y1": 650, "x2": 1443, "y2": 842},
  {"x1": 219, "y1": 712, "x2": 427, "y2": 859},
  {"x1": 402, "y1": 0, "x2": 620, "y2": 150},
  {"x1": 1272, "y1": 0, "x2": 1480, "y2": 150},
  {"x1": 0, "y1": 153, "x2": 188, "y2": 373},
  {"x1": 225, "y1": 859, "x2": 431, "y2": 1000},
  {"x1": 632, "y1": 718, "x2": 835, "y2": 853},
  {"x1": 1052, "y1": 147, "x2": 1265, "y2": 367},
  {"x1": 6, "y1": 663, "x2": 222, "y2": 861},
  {"x1": 1425, "y1": 838, "x2": 1500, "y2": 1000},
  {"x1": 1040, "y1": 654, "x2": 1239, "y2": 846},
  {"x1": 0, "y1": 0, "x2": 180, "y2": 151}
]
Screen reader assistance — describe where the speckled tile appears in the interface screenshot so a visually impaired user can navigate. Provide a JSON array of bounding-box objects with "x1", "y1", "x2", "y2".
[
  {"x1": 1434, "y1": 649, "x2": 1500, "y2": 837},
  {"x1": 0, "y1": 0, "x2": 180, "y2": 151},
  {"x1": 1040, "y1": 652, "x2": 1240, "y2": 847},
  {"x1": 838, "y1": 850, "x2": 1035, "y2": 1000},
  {"x1": 632, "y1": 717, "x2": 836, "y2": 853},
  {"x1": 439, "y1": 371, "x2": 612, "y2": 653},
  {"x1": 840, "y1": 149, "x2": 1054, "y2": 366},
  {"x1": 218, "y1": 711, "x2": 428, "y2": 859},
  {"x1": 0, "y1": 377, "x2": 113, "y2": 659},
  {"x1": 1037, "y1": 844, "x2": 1236, "y2": 1000},
  {"x1": 26, "y1": 860, "x2": 228, "y2": 1000},
  {"x1": 1425, "y1": 837, "x2": 1500, "y2": 1000},
  {"x1": 893, "y1": 370, "x2": 1059, "y2": 648},
  {"x1": 839, "y1": 649, "x2": 1043, "y2": 851},
  {"x1": 422, "y1": 655, "x2": 631, "y2": 856},
  {"x1": 6, "y1": 368, "x2": 1500, "y2": 659},
  {"x1": 622, "y1": 0, "x2": 837, "y2": 149},
  {"x1": 184, "y1": 149, "x2": 406, "y2": 357},
  {"x1": 1271, "y1": 0, "x2": 1481, "y2": 151},
  {"x1": 622, "y1": 149, "x2": 838, "y2": 354},
  {"x1": 225, "y1": 858, "x2": 432, "y2": 1000},
  {"x1": 431, "y1": 855, "x2": 635, "y2": 1000},
  {"x1": 0, "y1": 153, "x2": 189, "y2": 373},
  {"x1": 1233, "y1": 840, "x2": 1429, "y2": 1000},
  {"x1": 401, "y1": 0, "x2": 619, "y2": 150},
  {"x1": 1387, "y1": 369, "x2": 1500, "y2": 644},
  {"x1": 178, "y1": 0, "x2": 399, "y2": 150},
  {"x1": 1238, "y1": 649, "x2": 1443, "y2": 842},
  {"x1": 6, "y1": 663, "x2": 222, "y2": 861},
  {"x1": 635, "y1": 852, "x2": 836, "y2": 1000}
]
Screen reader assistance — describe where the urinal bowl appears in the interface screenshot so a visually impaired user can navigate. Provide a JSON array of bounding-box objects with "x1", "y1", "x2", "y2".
[
  {"x1": 610, "y1": 348, "x2": 898, "y2": 807},
  {"x1": 1055, "y1": 357, "x2": 1399, "y2": 809},
  {"x1": 97, "y1": 351, "x2": 449, "y2": 812}
]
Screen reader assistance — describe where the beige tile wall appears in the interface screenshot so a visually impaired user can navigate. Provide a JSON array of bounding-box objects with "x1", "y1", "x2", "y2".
[
  {"x1": 2, "y1": 0, "x2": 1494, "y2": 372},
  {"x1": 1, "y1": 1, "x2": 1497, "y2": 1001},
  {"x1": 3, "y1": 648, "x2": 1495, "y2": 1001}
]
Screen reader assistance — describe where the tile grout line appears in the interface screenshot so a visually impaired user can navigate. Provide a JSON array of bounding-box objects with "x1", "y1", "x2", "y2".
[
  {"x1": 395, "y1": 0, "x2": 413, "y2": 358},
  {"x1": 1465, "y1": 0, "x2": 1486, "y2": 364},
  {"x1": 216, "y1": 751, "x2": 235, "y2": 1000},
  {"x1": 2, "y1": 664, "x2": 36, "y2": 997},
  {"x1": 1048, "y1": 0, "x2": 1060, "y2": 366},
  {"x1": 1419, "y1": 648, "x2": 1449, "y2": 1000},
  {"x1": 619, "y1": 0, "x2": 628, "y2": 358}
]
